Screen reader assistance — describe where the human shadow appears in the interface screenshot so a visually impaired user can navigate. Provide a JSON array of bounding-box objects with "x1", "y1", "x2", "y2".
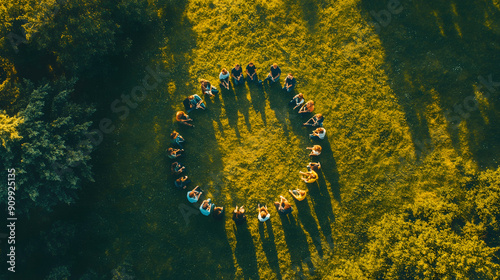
[
  {"x1": 360, "y1": 0, "x2": 500, "y2": 167},
  {"x1": 234, "y1": 84, "x2": 252, "y2": 132},
  {"x1": 205, "y1": 93, "x2": 225, "y2": 138},
  {"x1": 234, "y1": 224, "x2": 260, "y2": 280},
  {"x1": 294, "y1": 199, "x2": 324, "y2": 257},
  {"x1": 314, "y1": 136, "x2": 341, "y2": 203},
  {"x1": 278, "y1": 213, "x2": 315, "y2": 278},
  {"x1": 220, "y1": 87, "x2": 241, "y2": 138},
  {"x1": 258, "y1": 220, "x2": 282, "y2": 280},
  {"x1": 248, "y1": 81, "x2": 267, "y2": 126},
  {"x1": 265, "y1": 81, "x2": 290, "y2": 137}
]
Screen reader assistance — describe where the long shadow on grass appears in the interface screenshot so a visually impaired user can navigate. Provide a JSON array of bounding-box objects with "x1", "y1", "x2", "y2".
[
  {"x1": 259, "y1": 220, "x2": 283, "y2": 280},
  {"x1": 279, "y1": 213, "x2": 315, "y2": 277},
  {"x1": 248, "y1": 81, "x2": 267, "y2": 126},
  {"x1": 221, "y1": 87, "x2": 241, "y2": 138},
  {"x1": 234, "y1": 84, "x2": 252, "y2": 132},
  {"x1": 265, "y1": 82, "x2": 290, "y2": 136},
  {"x1": 234, "y1": 224, "x2": 260, "y2": 280},
  {"x1": 294, "y1": 199, "x2": 324, "y2": 257},
  {"x1": 360, "y1": 0, "x2": 500, "y2": 168}
]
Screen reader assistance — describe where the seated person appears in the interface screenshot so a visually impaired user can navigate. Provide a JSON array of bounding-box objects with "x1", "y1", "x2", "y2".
[
  {"x1": 300, "y1": 170, "x2": 318, "y2": 183},
  {"x1": 200, "y1": 79, "x2": 219, "y2": 96},
  {"x1": 274, "y1": 196, "x2": 293, "y2": 215},
  {"x1": 303, "y1": 113, "x2": 324, "y2": 127},
  {"x1": 171, "y1": 161, "x2": 185, "y2": 175},
  {"x1": 265, "y1": 63, "x2": 281, "y2": 84},
  {"x1": 219, "y1": 68, "x2": 230, "y2": 90},
  {"x1": 167, "y1": 147, "x2": 184, "y2": 159},
  {"x1": 187, "y1": 186, "x2": 202, "y2": 203},
  {"x1": 257, "y1": 204, "x2": 270, "y2": 222},
  {"x1": 170, "y1": 130, "x2": 185, "y2": 148},
  {"x1": 310, "y1": 127, "x2": 326, "y2": 140},
  {"x1": 289, "y1": 189, "x2": 307, "y2": 201},
  {"x1": 307, "y1": 145, "x2": 322, "y2": 157},
  {"x1": 282, "y1": 73, "x2": 296, "y2": 92},
  {"x1": 176, "y1": 111, "x2": 194, "y2": 127},
  {"x1": 175, "y1": 176, "x2": 191, "y2": 189},
  {"x1": 246, "y1": 62, "x2": 261, "y2": 85},
  {"x1": 298, "y1": 100, "x2": 315, "y2": 115},
  {"x1": 212, "y1": 206, "x2": 224, "y2": 220},
  {"x1": 200, "y1": 199, "x2": 213, "y2": 216},
  {"x1": 188, "y1": 94, "x2": 206, "y2": 111},
  {"x1": 231, "y1": 64, "x2": 244, "y2": 85},
  {"x1": 307, "y1": 162, "x2": 321, "y2": 172},
  {"x1": 232, "y1": 206, "x2": 247, "y2": 225},
  {"x1": 289, "y1": 93, "x2": 304, "y2": 110}
]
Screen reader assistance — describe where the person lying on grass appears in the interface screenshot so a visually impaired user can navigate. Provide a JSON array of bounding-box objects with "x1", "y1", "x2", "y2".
[
  {"x1": 167, "y1": 147, "x2": 184, "y2": 159},
  {"x1": 212, "y1": 205, "x2": 224, "y2": 220},
  {"x1": 289, "y1": 189, "x2": 307, "y2": 201},
  {"x1": 274, "y1": 196, "x2": 293, "y2": 214},
  {"x1": 289, "y1": 93, "x2": 304, "y2": 110},
  {"x1": 257, "y1": 204, "x2": 270, "y2": 222},
  {"x1": 265, "y1": 63, "x2": 281, "y2": 84},
  {"x1": 310, "y1": 127, "x2": 326, "y2": 140},
  {"x1": 187, "y1": 186, "x2": 202, "y2": 203},
  {"x1": 200, "y1": 79, "x2": 219, "y2": 97},
  {"x1": 303, "y1": 113, "x2": 324, "y2": 127},
  {"x1": 300, "y1": 170, "x2": 318, "y2": 183},
  {"x1": 232, "y1": 206, "x2": 247, "y2": 225},
  {"x1": 219, "y1": 68, "x2": 231, "y2": 90},
  {"x1": 307, "y1": 145, "x2": 322, "y2": 157},
  {"x1": 188, "y1": 94, "x2": 206, "y2": 111},
  {"x1": 282, "y1": 73, "x2": 296, "y2": 92},
  {"x1": 200, "y1": 199, "x2": 213, "y2": 216},
  {"x1": 171, "y1": 162, "x2": 185, "y2": 175},
  {"x1": 170, "y1": 130, "x2": 185, "y2": 148},
  {"x1": 298, "y1": 100, "x2": 315, "y2": 115},
  {"x1": 176, "y1": 111, "x2": 194, "y2": 127},
  {"x1": 231, "y1": 64, "x2": 245, "y2": 86},
  {"x1": 175, "y1": 176, "x2": 191, "y2": 189}
]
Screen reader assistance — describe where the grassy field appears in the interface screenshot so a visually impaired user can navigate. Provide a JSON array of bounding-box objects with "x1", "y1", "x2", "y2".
[{"x1": 71, "y1": 0, "x2": 499, "y2": 279}]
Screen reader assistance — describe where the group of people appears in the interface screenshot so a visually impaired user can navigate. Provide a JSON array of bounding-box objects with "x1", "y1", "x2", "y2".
[{"x1": 171, "y1": 62, "x2": 329, "y2": 224}]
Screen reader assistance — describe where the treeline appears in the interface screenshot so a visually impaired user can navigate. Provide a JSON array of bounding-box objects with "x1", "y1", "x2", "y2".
[{"x1": 0, "y1": 0, "x2": 175, "y2": 279}]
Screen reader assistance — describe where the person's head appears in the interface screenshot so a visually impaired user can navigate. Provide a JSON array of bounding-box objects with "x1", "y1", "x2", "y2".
[
  {"x1": 318, "y1": 128, "x2": 325, "y2": 133},
  {"x1": 248, "y1": 62, "x2": 254, "y2": 67},
  {"x1": 221, "y1": 68, "x2": 227, "y2": 74},
  {"x1": 298, "y1": 93, "x2": 303, "y2": 99},
  {"x1": 308, "y1": 100, "x2": 315, "y2": 106},
  {"x1": 167, "y1": 147, "x2": 173, "y2": 153},
  {"x1": 176, "y1": 178, "x2": 181, "y2": 183},
  {"x1": 314, "y1": 145, "x2": 322, "y2": 152},
  {"x1": 272, "y1": 63, "x2": 278, "y2": 68},
  {"x1": 189, "y1": 190, "x2": 195, "y2": 198},
  {"x1": 170, "y1": 131, "x2": 178, "y2": 139},
  {"x1": 283, "y1": 203, "x2": 291, "y2": 210},
  {"x1": 288, "y1": 73, "x2": 293, "y2": 78},
  {"x1": 203, "y1": 201, "x2": 209, "y2": 208},
  {"x1": 316, "y1": 113, "x2": 323, "y2": 119},
  {"x1": 260, "y1": 211, "x2": 267, "y2": 218},
  {"x1": 299, "y1": 190, "x2": 306, "y2": 195},
  {"x1": 214, "y1": 208, "x2": 222, "y2": 214},
  {"x1": 200, "y1": 79, "x2": 207, "y2": 84},
  {"x1": 235, "y1": 64, "x2": 240, "y2": 69}
]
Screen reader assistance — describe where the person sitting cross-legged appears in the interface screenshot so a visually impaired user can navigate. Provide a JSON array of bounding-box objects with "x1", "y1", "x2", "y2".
[
  {"x1": 170, "y1": 130, "x2": 185, "y2": 148},
  {"x1": 200, "y1": 79, "x2": 219, "y2": 97},
  {"x1": 307, "y1": 162, "x2": 321, "y2": 172},
  {"x1": 232, "y1": 206, "x2": 247, "y2": 225},
  {"x1": 257, "y1": 204, "x2": 270, "y2": 222},
  {"x1": 264, "y1": 63, "x2": 281, "y2": 84},
  {"x1": 176, "y1": 111, "x2": 194, "y2": 127},
  {"x1": 187, "y1": 186, "x2": 202, "y2": 203},
  {"x1": 246, "y1": 62, "x2": 262, "y2": 85},
  {"x1": 300, "y1": 170, "x2": 318, "y2": 184},
  {"x1": 188, "y1": 94, "x2": 206, "y2": 111},
  {"x1": 171, "y1": 161, "x2": 185, "y2": 176},
  {"x1": 212, "y1": 205, "x2": 225, "y2": 220},
  {"x1": 231, "y1": 64, "x2": 245, "y2": 86},
  {"x1": 175, "y1": 175, "x2": 191, "y2": 189},
  {"x1": 219, "y1": 68, "x2": 231, "y2": 90},
  {"x1": 303, "y1": 113, "x2": 324, "y2": 127},
  {"x1": 298, "y1": 100, "x2": 315, "y2": 115},
  {"x1": 307, "y1": 145, "x2": 322, "y2": 157},
  {"x1": 282, "y1": 73, "x2": 297, "y2": 92},
  {"x1": 274, "y1": 196, "x2": 293, "y2": 215},
  {"x1": 289, "y1": 189, "x2": 307, "y2": 201},
  {"x1": 200, "y1": 199, "x2": 213, "y2": 216},
  {"x1": 289, "y1": 93, "x2": 304, "y2": 110},
  {"x1": 167, "y1": 147, "x2": 184, "y2": 159},
  {"x1": 310, "y1": 127, "x2": 326, "y2": 140}
]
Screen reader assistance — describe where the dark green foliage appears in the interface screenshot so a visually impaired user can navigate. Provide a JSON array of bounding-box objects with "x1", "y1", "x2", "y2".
[
  {"x1": 45, "y1": 265, "x2": 71, "y2": 280},
  {"x1": 0, "y1": 79, "x2": 95, "y2": 214}
]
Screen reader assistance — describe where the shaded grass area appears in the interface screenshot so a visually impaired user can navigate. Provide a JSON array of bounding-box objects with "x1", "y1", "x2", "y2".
[{"x1": 72, "y1": 0, "x2": 500, "y2": 279}]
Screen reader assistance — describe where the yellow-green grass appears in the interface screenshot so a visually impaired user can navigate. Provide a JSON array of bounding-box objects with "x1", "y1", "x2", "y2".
[{"x1": 81, "y1": 0, "x2": 500, "y2": 279}]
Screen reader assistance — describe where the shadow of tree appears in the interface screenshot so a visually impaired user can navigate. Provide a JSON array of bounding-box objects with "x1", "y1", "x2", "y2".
[{"x1": 360, "y1": 0, "x2": 500, "y2": 167}]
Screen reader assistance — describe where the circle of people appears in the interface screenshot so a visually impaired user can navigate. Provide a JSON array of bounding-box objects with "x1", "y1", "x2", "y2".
[{"x1": 169, "y1": 62, "x2": 326, "y2": 224}]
